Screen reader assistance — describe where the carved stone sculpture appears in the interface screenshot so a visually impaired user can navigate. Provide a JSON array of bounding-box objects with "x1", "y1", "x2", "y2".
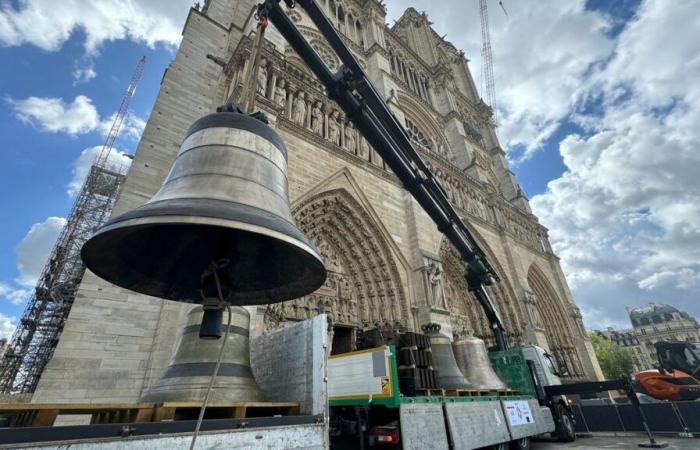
[
  {"x1": 359, "y1": 137, "x2": 368, "y2": 158},
  {"x1": 427, "y1": 260, "x2": 446, "y2": 309},
  {"x1": 274, "y1": 79, "x2": 287, "y2": 108},
  {"x1": 344, "y1": 123, "x2": 356, "y2": 153},
  {"x1": 311, "y1": 102, "x2": 323, "y2": 136},
  {"x1": 328, "y1": 111, "x2": 340, "y2": 145},
  {"x1": 292, "y1": 91, "x2": 307, "y2": 127},
  {"x1": 257, "y1": 58, "x2": 268, "y2": 96}
]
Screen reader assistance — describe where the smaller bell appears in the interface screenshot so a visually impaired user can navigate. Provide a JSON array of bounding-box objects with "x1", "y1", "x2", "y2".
[
  {"x1": 453, "y1": 335, "x2": 507, "y2": 390},
  {"x1": 423, "y1": 323, "x2": 472, "y2": 390},
  {"x1": 141, "y1": 305, "x2": 265, "y2": 403}
]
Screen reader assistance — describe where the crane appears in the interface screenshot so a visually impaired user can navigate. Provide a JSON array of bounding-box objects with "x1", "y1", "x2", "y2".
[
  {"x1": 234, "y1": 3, "x2": 663, "y2": 447},
  {"x1": 95, "y1": 56, "x2": 146, "y2": 168},
  {"x1": 255, "y1": 0, "x2": 509, "y2": 351},
  {"x1": 0, "y1": 56, "x2": 146, "y2": 393},
  {"x1": 479, "y1": 0, "x2": 501, "y2": 125}
]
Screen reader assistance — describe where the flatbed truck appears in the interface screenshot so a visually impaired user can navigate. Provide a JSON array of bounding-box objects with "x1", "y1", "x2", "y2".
[{"x1": 327, "y1": 345, "x2": 561, "y2": 449}]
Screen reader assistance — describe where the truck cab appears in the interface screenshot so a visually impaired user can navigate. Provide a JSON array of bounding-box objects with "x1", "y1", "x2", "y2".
[
  {"x1": 520, "y1": 345, "x2": 563, "y2": 388},
  {"x1": 517, "y1": 345, "x2": 576, "y2": 442}
]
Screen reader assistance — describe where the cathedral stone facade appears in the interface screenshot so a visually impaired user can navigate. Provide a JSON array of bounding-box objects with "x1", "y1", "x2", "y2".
[{"x1": 33, "y1": 0, "x2": 602, "y2": 403}]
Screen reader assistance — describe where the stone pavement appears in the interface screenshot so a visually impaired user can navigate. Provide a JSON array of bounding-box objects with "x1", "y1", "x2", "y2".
[{"x1": 532, "y1": 434, "x2": 698, "y2": 449}]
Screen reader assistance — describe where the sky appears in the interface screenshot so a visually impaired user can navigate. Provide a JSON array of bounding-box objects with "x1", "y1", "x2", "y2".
[{"x1": 0, "y1": 0, "x2": 699, "y2": 341}]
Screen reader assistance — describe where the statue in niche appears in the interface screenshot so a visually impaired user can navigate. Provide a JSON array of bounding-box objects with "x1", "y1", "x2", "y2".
[
  {"x1": 426, "y1": 260, "x2": 446, "y2": 309},
  {"x1": 257, "y1": 58, "x2": 268, "y2": 96},
  {"x1": 358, "y1": 137, "x2": 368, "y2": 159},
  {"x1": 344, "y1": 122, "x2": 356, "y2": 153},
  {"x1": 311, "y1": 101, "x2": 324, "y2": 135},
  {"x1": 328, "y1": 111, "x2": 340, "y2": 145},
  {"x1": 292, "y1": 91, "x2": 307, "y2": 127},
  {"x1": 274, "y1": 79, "x2": 287, "y2": 109},
  {"x1": 524, "y1": 290, "x2": 544, "y2": 329}
]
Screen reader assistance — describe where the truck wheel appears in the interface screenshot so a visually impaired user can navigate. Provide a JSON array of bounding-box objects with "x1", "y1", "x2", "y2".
[
  {"x1": 555, "y1": 405, "x2": 576, "y2": 442},
  {"x1": 509, "y1": 437, "x2": 530, "y2": 450},
  {"x1": 489, "y1": 443, "x2": 509, "y2": 450}
]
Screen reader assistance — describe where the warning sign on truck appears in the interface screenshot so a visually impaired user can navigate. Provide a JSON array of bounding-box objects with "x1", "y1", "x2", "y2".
[{"x1": 503, "y1": 400, "x2": 533, "y2": 426}]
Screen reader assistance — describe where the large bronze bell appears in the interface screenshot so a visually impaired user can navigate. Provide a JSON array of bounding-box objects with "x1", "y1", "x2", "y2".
[
  {"x1": 423, "y1": 324, "x2": 473, "y2": 390},
  {"x1": 453, "y1": 335, "x2": 507, "y2": 390},
  {"x1": 82, "y1": 108, "x2": 326, "y2": 304},
  {"x1": 141, "y1": 306, "x2": 265, "y2": 403}
]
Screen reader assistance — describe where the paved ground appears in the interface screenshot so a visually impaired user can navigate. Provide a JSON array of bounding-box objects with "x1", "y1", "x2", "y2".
[{"x1": 532, "y1": 434, "x2": 698, "y2": 449}]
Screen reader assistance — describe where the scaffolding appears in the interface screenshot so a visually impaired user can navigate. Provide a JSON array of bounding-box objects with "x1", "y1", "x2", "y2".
[{"x1": 0, "y1": 57, "x2": 146, "y2": 394}]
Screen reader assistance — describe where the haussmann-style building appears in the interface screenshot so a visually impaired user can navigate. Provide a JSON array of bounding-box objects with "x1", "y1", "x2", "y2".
[{"x1": 599, "y1": 303, "x2": 700, "y2": 372}]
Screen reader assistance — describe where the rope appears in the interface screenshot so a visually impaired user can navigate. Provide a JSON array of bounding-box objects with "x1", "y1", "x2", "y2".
[{"x1": 189, "y1": 265, "x2": 232, "y2": 450}]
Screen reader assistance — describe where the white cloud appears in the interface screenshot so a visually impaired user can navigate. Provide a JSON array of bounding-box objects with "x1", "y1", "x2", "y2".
[
  {"x1": 7, "y1": 94, "x2": 147, "y2": 144},
  {"x1": 384, "y1": 0, "x2": 615, "y2": 161},
  {"x1": 98, "y1": 113, "x2": 146, "y2": 142},
  {"x1": 6, "y1": 289, "x2": 30, "y2": 305},
  {"x1": 7, "y1": 95, "x2": 100, "y2": 135},
  {"x1": 531, "y1": 0, "x2": 700, "y2": 328},
  {"x1": 385, "y1": 0, "x2": 700, "y2": 328},
  {"x1": 15, "y1": 217, "x2": 66, "y2": 287},
  {"x1": 0, "y1": 313, "x2": 16, "y2": 341},
  {"x1": 0, "y1": 283, "x2": 30, "y2": 306},
  {"x1": 73, "y1": 64, "x2": 96, "y2": 84},
  {"x1": 68, "y1": 146, "x2": 133, "y2": 196},
  {"x1": 0, "y1": 0, "x2": 192, "y2": 53},
  {"x1": 638, "y1": 269, "x2": 700, "y2": 292}
]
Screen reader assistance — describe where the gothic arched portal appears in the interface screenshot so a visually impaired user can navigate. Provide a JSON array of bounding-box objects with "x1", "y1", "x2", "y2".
[
  {"x1": 439, "y1": 237, "x2": 526, "y2": 346},
  {"x1": 265, "y1": 189, "x2": 408, "y2": 341},
  {"x1": 526, "y1": 264, "x2": 584, "y2": 379}
]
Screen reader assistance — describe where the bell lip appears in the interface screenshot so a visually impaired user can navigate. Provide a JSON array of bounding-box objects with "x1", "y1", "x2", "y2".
[
  {"x1": 185, "y1": 112, "x2": 287, "y2": 159},
  {"x1": 82, "y1": 214, "x2": 327, "y2": 305}
]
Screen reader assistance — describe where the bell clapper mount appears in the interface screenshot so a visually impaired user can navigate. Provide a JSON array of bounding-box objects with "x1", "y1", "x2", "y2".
[{"x1": 190, "y1": 259, "x2": 234, "y2": 450}]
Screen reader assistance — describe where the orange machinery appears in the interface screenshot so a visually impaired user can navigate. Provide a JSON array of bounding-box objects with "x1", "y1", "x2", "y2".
[{"x1": 634, "y1": 341, "x2": 700, "y2": 401}]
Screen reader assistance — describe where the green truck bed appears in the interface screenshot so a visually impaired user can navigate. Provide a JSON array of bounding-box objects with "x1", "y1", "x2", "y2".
[{"x1": 328, "y1": 345, "x2": 534, "y2": 408}]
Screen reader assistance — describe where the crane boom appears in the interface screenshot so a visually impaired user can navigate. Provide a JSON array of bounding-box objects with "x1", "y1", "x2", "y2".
[
  {"x1": 95, "y1": 56, "x2": 146, "y2": 169},
  {"x1": 479, "y1": 0, "x2": 498, "y2": 125},
  {"x1": 258, "y1": 0, "x2": 508, "y2": 350},
  {"x1": 0, "y1": 56, "x2": 146, "y2": 393}
]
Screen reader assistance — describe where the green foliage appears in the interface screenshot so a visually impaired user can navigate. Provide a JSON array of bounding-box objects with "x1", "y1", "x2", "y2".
[{"x1": 589, "y1": 331, "x2": 636, "y2": 380}]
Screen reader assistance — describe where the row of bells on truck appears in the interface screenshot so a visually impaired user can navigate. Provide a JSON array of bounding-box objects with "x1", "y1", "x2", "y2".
[
  {"x1": 359, "y1": 323, "x2": 507, "y2": 394},
  {"x1": 140, "y1": 316, "x2": 507, "y2": 403},
  {"x1": 79, "y1": 106, "x2": 507, "y2": 403}
]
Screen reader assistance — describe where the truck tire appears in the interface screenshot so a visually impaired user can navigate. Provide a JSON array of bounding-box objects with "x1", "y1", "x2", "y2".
[
  {"x1": 489, "y1": 443, "x2": 509, "y2": 450},
  {"x1": 509, "y1": 437, "x2": 530, "y2": 450},
  {"x1": 554, "y1": 405, "x2": 576, "y2": 442}
]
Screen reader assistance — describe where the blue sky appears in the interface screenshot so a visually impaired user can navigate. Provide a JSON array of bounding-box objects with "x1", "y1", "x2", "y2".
[{"x1": 1, "y1": 0, "x2": 699, "y2": 340}]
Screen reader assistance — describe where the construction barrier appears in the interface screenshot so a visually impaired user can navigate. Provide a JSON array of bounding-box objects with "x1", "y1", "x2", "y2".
[{"x1": 572, "y1": 401, "x2": 700, "y2": 435}]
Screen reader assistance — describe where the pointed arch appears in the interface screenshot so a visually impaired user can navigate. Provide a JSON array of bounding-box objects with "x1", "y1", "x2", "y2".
[
  {"x1": 439, "y1": 234, "x2": 526, "y2": 347},
  {"x1": 267, "y1": 188, "x2": 408, "y2": 331},
  {"x1": 527, "y1": 264, "x2": 584, "y2": 379},
  {"x1": 398, "y1": 95, "x2": 451, "y2": 160}
]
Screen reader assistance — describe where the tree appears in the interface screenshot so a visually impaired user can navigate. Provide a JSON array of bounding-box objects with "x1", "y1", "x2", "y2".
[{"x1": 589, "y1": 332, "x2": 636, "y2": 379}]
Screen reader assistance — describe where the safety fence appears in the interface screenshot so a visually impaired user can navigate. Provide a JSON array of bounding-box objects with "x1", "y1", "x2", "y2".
[{"x1": 571, "y1": 401, "x2": 700, "y2": 435}]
